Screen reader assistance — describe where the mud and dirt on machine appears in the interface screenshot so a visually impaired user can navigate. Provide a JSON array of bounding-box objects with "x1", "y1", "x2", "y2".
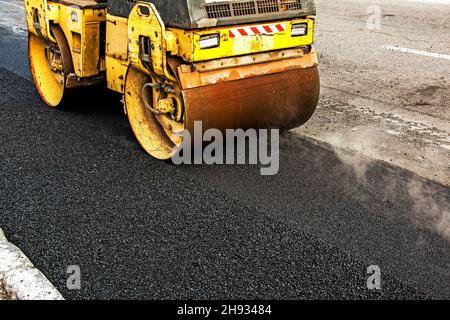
[{"x1": 25, "y1": 0, "x2": 320, "y2": 159}]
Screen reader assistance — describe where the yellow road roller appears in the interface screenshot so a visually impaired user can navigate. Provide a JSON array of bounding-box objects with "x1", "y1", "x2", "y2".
[{"x1": 25, "y1": 0, "x2": 320, "y2": 159}]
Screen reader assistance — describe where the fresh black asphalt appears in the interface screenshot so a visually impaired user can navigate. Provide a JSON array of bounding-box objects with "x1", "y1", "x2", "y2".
[{"x1": 0, "y1": 27, "x2": 449, "y2": 299}]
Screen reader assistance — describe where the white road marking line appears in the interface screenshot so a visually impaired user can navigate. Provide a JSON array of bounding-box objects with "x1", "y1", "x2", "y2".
[{"x1": 382, "y1": 45, "x2": 450, "y2": 61}]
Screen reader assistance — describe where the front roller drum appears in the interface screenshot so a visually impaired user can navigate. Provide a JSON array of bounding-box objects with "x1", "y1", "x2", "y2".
[
  {"x1": 125, "y1": 65, "x2": 319, "y2": 160},
  {"x1": 183, "y1": 66, "x2": 320, "y2": 133}
]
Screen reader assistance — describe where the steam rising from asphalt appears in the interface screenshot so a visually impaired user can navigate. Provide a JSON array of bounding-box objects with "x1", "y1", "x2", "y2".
[
  {"x1": 408, "y1": 180, "x2": 450, "y2": 242},
  {"x1": 300, "y1": 128, "x2": 450, "y2": 243},
  {"x1": 324, "y1": 127, "x2": 380, "y2": 185}
]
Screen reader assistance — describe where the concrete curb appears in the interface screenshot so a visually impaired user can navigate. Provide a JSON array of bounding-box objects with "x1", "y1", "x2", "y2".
[{"x1": 0, "y1": 228, "x2": 64, "y2": 300}]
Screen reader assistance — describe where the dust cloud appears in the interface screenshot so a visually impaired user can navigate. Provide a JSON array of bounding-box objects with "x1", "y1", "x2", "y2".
[
  {"x1": 295, "y1": 128, "x2": 450, "y2": 243},
  {"x1": 408, "y1": 180, "x2": 450, "y2": 242}
]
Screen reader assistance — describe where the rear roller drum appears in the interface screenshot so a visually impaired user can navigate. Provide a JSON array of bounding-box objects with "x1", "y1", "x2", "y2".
[{"x1": 28, "y1": 25, "x2": 74, "y2": 108}]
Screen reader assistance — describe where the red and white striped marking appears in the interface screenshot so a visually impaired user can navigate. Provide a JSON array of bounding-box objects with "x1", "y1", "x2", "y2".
[{"x1": 228, "y1": 24, "x2": 287, "y2": 38}]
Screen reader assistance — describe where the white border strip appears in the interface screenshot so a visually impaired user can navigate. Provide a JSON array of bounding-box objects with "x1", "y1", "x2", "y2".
[
  {"x1": 0, "y1": 227, "x2": 64, "y2": 300},
  {"x1": 382, "y1": 45, "x2": 450, "y2": 61},
  {"x1": 406, "y1": 0, "x2": 450, "y2": 4}
]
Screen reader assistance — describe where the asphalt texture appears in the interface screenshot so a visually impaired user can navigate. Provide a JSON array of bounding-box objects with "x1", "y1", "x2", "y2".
[{"x1": 1, "y1": 63, "x2": 449, "y2": 299}]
